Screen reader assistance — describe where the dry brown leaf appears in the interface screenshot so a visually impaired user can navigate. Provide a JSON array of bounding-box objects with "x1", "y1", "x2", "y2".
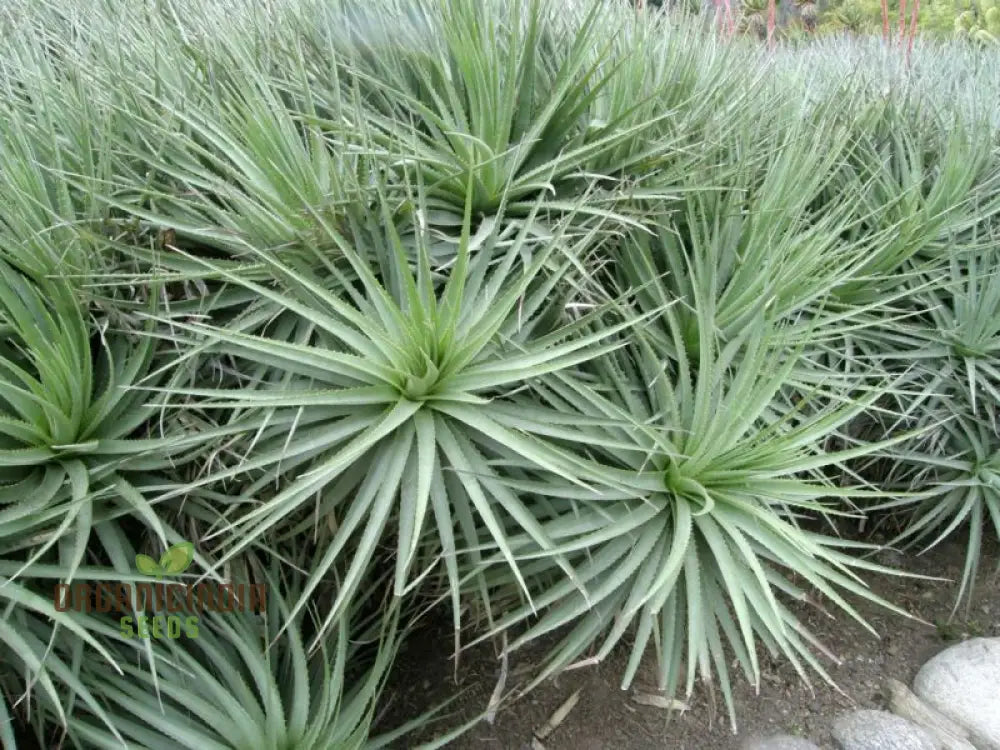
[
  {"x1": 484, "y1": 634, "x2": 509, "y2": 725},
  {"x1": 534, "y1": 689, "x2": 581, "y2": 739},
  {"x1": 631, "y1": 692, "x2": 689, "y2": 711}
]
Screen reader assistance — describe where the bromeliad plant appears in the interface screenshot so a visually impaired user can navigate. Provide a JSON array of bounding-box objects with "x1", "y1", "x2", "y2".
[
  {"x1": 472, "y1": 301, "x2": 916, "y2": 731},
  {"x1": 921, "y1": 247, "x2": 1000, "y2": 417},
  {"x1": 5, "y1": 0, "x2": 1000, "y2": 745},
  {"x1": 314, "y1": 0, "x2": 679, "y2": 220},
  {"x1": 0, "y1": 261, "x2": 218, "y2": 560},
  {"x1": 99, "y1": 40, "x2": 367, "y2": 262},
  {"x1": 882, "y1": 412, "x2": 1000, "y2": 614},
  {"x1": 0, "y1": 20, "x2": 121, "y2": 279},
  {"x1": 858, "y1": 246, "x2": 1000, "y2": 612},
  {"x1": 0, "y1": 260, "x2": 238, "y2": 742},
  {"x1": 17, "y1": 558, "x2": 409, "y2": 750},
  {"x1": 614, "y1": 123, "x2": 872, "y2": 351},
  {"x1": 826, "y1": 104, "x2": 993, "y2": 306},
  {"x1": 150, "y1": 183, "x2": 646, "y2": 651}
]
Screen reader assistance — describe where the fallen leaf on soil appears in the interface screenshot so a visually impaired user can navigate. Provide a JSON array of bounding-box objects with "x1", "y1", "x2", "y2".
[
  {"x1": 534, "y1": 689, "x2": 581, "y2": 739},
  {"x1": 631, "y1": 692, "x2": 689, "y2": 711},
  {"x1": 484, "y1": 634, "x2": 508, "y2": 725}
]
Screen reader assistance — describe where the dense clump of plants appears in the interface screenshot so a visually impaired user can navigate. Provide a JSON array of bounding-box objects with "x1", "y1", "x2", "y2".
[{"x1": 1, "y1": 0, "x2": 999, "y2": 746}]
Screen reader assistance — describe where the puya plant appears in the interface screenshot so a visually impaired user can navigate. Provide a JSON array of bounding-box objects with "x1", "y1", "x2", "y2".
[
  {"x1": 824, "y1": 98, "x2": 994, "y2": 306},
  {"x1": 145, "y1": 178, "x2": 650, "y2": 652},
  {"x1": 469, "y1": 295, "x2": 918, "y2": 732},
  {"x1": 316, "y1": 0, "x2": 674, "y2": 221},
  {"x1": 0, "y1": 9, "x2": 123, "y2": 280},
  {"x1": 860, "y1": 246, "x2": 1000, "y2": 613},
  {"x1": 16, "y1": 556, "x2": 411, "y2": 750},
  {"x1": 0, "y1": 261, "x2": 221, "y2": 561},
  {"x1": 95, "y1": 26, "x2": 367, "y2": 262},
  {"x1": 0, "y1": 259, "x2": 236, "y2": 744},
  {"x1": 615, "y1": 123, "x2": 871, "y2": 354}
]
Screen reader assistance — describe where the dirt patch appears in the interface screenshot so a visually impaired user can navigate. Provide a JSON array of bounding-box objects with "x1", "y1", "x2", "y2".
[{"x1": 378, "y1": 537, "x2": 1000, "y2": 749}]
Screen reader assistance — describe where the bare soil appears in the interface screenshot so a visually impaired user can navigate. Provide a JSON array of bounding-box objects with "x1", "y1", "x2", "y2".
[{"x1": 377, "y1": 536, "x2": 1000, "y2": 749}]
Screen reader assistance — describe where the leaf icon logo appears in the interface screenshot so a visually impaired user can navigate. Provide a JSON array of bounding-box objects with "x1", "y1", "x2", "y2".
[
  {"x1": 135, "y1": 554, "x2": 165, "y2": 579},
  {"x1": 160, "y1": 542, "x2": 194, "y2": 574},
  {"x1": 135, "y1": 542, "x2": 194, "y2": 579}
]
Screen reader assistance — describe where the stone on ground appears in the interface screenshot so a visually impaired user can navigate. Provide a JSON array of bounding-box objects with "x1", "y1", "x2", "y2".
[
  {"x1": 913, "y1": 637, "x2": 1000, "y2": 750},
  {"x1": 739, "y1": 735, "x2": 821, "y2": 750},
  {"x1": 886, "y1": 677, "x2": 976, "y2": 750},
  {"x1": 831, "y1": 709, "x2": 938, "y2": 750}
]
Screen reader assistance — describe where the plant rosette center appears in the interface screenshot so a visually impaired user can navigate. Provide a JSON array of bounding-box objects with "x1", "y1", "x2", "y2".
[
  {"x1": 973, "y1": 453, "x2": 1000, "y2": 487},
  {"x1": 397, "y1": 355, "x2": 443, "y2": 401},
  {"x1": 664, "y1": 459, "x2": 715, "y2": 514}
]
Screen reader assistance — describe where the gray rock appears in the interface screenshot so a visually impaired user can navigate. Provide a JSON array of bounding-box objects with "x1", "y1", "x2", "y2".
[
  {"x1": 740, "y1": 735, "x2": 821, "y2": 750},
  {"x1": 914, "y1": 637, "x2": 1000, "y2": 750},
  {"x1": 886, "y1": 678, "x2": 975, "y2": 750},
  {"x1": 832, "y1": 709, "x2": 938, "y2": 750}
]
